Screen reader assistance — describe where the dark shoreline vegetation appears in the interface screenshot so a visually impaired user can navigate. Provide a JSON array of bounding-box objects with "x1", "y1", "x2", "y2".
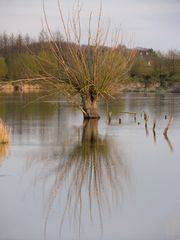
[{"x1": 0, "y1": 32, "x2": 180, "y2": 92}]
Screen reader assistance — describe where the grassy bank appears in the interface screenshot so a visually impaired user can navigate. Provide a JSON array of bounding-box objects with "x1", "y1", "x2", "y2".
[
  {"x1": 0, "y1": 82, "x2": 42, "y2": 93},
  {"x1": 1, "y1": 81, "x2": 180, "y2": 94}
]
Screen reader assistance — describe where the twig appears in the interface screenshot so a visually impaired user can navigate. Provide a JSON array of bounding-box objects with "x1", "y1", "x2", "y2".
[{"x1": 119, "y1": 111, "x2": 136, "y2": 115}]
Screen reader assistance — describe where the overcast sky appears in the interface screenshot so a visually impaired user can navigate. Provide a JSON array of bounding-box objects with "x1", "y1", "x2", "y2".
[{"x1": 0, "y1": 0, "x2": 180, "y2": 51}]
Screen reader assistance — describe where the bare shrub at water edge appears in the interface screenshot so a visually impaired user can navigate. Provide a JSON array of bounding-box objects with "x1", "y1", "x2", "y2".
[
  {"x1": 0, "y1": 119, "x2": 11, "y2": 144},
  {"x1": 21, "y1": 0, "x2": 134, "y2": 119}
]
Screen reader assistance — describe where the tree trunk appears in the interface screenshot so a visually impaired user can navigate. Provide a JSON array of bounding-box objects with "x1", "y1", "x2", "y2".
[{"x1": 81, "y1": 94, "x2": 100, "y2": 119}]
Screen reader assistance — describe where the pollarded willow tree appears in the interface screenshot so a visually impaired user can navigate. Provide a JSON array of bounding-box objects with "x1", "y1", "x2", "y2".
[{"x1": 34, "y1": 0, "x2": 133, "y2": 119}]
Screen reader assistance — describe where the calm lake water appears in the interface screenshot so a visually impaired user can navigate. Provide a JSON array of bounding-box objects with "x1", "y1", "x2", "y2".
[{"x1": 0, "y1": 92, "x2": 180, "y2": 240}]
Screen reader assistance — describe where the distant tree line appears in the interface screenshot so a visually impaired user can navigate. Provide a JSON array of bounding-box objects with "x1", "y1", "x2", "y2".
[
  {"x1": 130, "y1": 48, "x2": 180, "y2": 88},
  {"x1": 0, "y1": 31, "x2": 62, "y2": 81},
  {"x1": 0, "y1": 31, "x2": 180, "y2": 89}
]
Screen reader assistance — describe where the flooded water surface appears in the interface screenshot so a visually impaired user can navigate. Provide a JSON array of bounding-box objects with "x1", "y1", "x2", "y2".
[{"x1": 0, "y1": 92, "x2": 180, "y2": 240}]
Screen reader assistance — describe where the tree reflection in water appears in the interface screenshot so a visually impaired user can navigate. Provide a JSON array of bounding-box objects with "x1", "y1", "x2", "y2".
[{"x1": 27, "y1": 119, "x2": 131, "y2": 238}]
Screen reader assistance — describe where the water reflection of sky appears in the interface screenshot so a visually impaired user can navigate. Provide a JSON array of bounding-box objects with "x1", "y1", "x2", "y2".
[{"x1": 0, "y1": 92, "x2": 180, "y2": 240}]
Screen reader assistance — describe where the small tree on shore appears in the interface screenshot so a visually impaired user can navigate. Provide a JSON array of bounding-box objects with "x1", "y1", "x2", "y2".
[{"x1": 29, "y1": 1, "x2": 133, "y2": 119}]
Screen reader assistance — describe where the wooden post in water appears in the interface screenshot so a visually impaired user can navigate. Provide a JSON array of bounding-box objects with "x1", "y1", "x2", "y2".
[
  {"x1": 144, "y1": 112, "x2": 149, "y2": 127},
  {"x1": 152, "y1": 115, "x2": 156, "y2": 143},
  {"x1": 144, "y1": 112, "x2": 149, "y2": 136},
  {"x1": 153, "y1": 115, "x2": 156, "y2": 132},
  {"x1": 163, "y1": 116, "x2": 173, "y2": 137},
  {"x1": 108, "y1": 112, "x2": 112, "y2": 124}
]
